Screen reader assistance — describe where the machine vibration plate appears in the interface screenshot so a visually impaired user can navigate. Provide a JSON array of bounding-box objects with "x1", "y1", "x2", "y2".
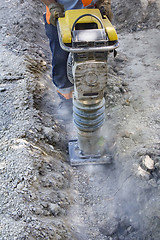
[{"x1": 69, "y1": 139, "x2": 112, "y2": 166}]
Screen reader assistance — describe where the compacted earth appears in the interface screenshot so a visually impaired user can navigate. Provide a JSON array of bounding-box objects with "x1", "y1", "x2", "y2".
[{"x1": 0, "y1": 0, "x2": 160, "y2": 239}]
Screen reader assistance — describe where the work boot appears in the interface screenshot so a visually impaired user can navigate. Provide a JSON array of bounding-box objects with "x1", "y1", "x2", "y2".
[{"x1": 55, "y1": 98, "x2": 73, "y2": 123}]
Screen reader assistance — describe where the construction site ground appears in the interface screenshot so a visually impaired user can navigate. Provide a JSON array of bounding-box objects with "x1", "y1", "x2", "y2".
[{"x1": 0, "y1": 0, "x2": 160, "y2": 239}]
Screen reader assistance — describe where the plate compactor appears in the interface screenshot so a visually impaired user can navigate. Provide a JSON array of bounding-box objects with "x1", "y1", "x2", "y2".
[{"x1": 57, "y1": 9, "x2": 119, "y2": 166}]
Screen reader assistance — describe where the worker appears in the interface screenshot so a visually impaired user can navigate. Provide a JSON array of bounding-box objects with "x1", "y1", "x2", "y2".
[{"x1": 41, "y1": 0, "x2": 112, "y2": 111}]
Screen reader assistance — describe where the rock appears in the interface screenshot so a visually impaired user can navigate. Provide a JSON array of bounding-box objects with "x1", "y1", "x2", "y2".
[
  {"x1": 16, "y1": 181, "x2": 25, "y2": 190},
  {"x1": 137, "y1": 166, "x2": 150, "y2": 180},
  {"x1": 99, "y1": 218, "x2": 118, "y2": 236},
  {"x1": 113, "y1": 86, "x2": 120, "y2": 93},
  {"x1": 121, "y1": 131, "x2": 133, "y2": 138},
  {"x1": 156, "y1": 22, "x2": 160, "y2": 28},
  {"x1": 43, "y1": 126, "x2": 53, "y2": 137},
  {"x1": 108, "y1": 94, "x2": 114, "y2": 99},
  {"x1": 0, "y1": 161, "x2": 6, "y2": 170},
  {"x1": 155, "y1": 162, "x2": 160, "y2": 168},
  {"x1": 143, "y1": 155, "x2": 154, "y2": 170},
  {"x1": 48, "y1": 203, "x2": 61, "y2": 216},
  {"x1": 0, "y1": 87, "x2": 6, "y2": 92},
  {"x1": 118, "y1": 71, "x2": 125, "y2": 75},
  {"x1": 33, "y1": 206, "x2": 43, "y2": 215},
  {"x1": 12, "y1": 210, "x2": 23, "y2": 220}
]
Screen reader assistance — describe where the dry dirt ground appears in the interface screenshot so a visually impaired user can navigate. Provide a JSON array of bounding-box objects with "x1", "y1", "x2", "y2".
[{"x1": 0, "y1": 0, "x2": 160, "y2": 239}]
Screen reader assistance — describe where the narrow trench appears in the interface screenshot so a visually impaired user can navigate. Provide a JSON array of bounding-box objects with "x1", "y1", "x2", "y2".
[
  {"x1": 33, "y1": 66, "x2": 142, "y2": 240},
  {"x1": 30, "y1": 21, "x2": 160, "y2": 239}
]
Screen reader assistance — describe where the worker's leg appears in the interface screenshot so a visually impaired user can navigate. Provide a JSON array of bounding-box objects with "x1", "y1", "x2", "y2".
[{"x1": 43, "y1": 14, "x2": 73, "y2": 99}]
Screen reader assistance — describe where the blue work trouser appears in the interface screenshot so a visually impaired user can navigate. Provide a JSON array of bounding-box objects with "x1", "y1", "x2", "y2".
[{"x1": 43, "y1": 14, "x2": 73, "y2": 98}]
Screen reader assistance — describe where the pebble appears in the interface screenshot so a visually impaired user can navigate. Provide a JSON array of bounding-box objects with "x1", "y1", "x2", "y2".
[
  {"x1": 48, "y1": 203, "x2": 60, "y2": 216},
  {"x1": 143, "y1": 155, "x2": 154, "y2": 170},
  {"x1": 137, "y1": 166, "x2": 150, "y2": 180},
  {"x1": 155, "y1": 162, "x2": 160, "y2": 168},
  {"x1": 108, "y1": 94, "x2": 114, "y2": 99},
  {"x1": 0, "y1": 161, "x2": 6, "y2": 170},
  {"x1": 156, "y1": 23, "x2": 160, "y2": 28},
  {"x1": 0, "y1": 87, "x2": 6, "y2": 92},
  {"x1": 16, "y1": 181, "x2": 25, "y2": 190},
  {"x1": 99, "y1": 218, "x2": 118, "y2": 236},
  {"x1": 118, "y1": 71, "x2": 125, "y2": 75},
  {"x1": 113, "y1": 86, "x2": 120, "y2": 93},
  {"x1": 33, "y1": 207, "x2": 43, "y2": 215}
]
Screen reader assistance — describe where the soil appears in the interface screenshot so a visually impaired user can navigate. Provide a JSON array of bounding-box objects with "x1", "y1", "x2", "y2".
[{"x1": 0, "y1": 0, "x2": 160, "y2": 239}]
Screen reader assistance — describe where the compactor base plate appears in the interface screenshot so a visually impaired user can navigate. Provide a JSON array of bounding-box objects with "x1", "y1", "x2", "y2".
[{"x1": 68, "y1": 140, "x2": 112, "y2": 166}]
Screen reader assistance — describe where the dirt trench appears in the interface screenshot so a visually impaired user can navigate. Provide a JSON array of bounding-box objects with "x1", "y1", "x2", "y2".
[{"x1": 0, "y1": 0, "x2": 160, "y2": 239}]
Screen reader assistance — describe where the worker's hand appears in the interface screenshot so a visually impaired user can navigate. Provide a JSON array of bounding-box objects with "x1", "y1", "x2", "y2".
[
  {"x1": 96, "y1": 0, "x2": 113, "y2": 22},
  {"x1": 48, "y1": 2, "x2": 64, "y2": 26}
]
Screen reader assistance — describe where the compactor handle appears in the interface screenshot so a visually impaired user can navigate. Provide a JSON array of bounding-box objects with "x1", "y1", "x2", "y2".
[
  {"x1": 71, "y1": 13, "x2": 104, "y2": 33},
  {"x1": 57, "y1": 12, "x2": 120, "y2": 53}
]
